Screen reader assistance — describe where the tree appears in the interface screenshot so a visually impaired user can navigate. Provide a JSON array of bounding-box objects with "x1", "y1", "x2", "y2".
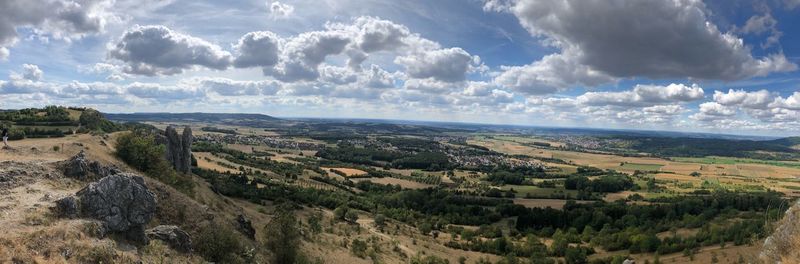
[
  {"x1": 344, "y1": 210, "x2": 359, "y2": 223},
  {"x1": 374, "y1": 214, "x2": 386, "y2": 229},
  {"x1": 264, "y1": 204, "x2": 301, "y2": 264},
  {"x1": 308, "y1": 210, "x2": 323, "y2": 234},
  {"x1": 334, "y1": 206, "x2": 349, "y2": 221},
  {"x1": 79, "y1": 108, "x2": 116, "y2": 132},
  {"x1": 419, "y1": 222, "x2": 433, "y2": 235},
  {"x1": 351, "y1": 239, "x2": 368, "y2": 258}
]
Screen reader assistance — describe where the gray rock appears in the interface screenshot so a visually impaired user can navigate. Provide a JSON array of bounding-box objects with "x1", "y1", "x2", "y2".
[
  {"x1": 146, "y1": 225, "x2": 193, "y2": 253},
  {"x1": 63, "y1": 150, "x2": 119, "y2": 180},
  {"x1": 236, "y1": 214, "x2": 256, "y2": 239},
  {"x1": 180, "y1": 126, "x2": 193, "y2": 173},
  {"x1": 77, "y1": 173, "x2": 157, "y2": 245},
  {"x1": 163, "y1": 126, "x2": 193, "y2": 174},
  {"x1": 54, "y1": 196, "x2": 79, "y2": 218}
]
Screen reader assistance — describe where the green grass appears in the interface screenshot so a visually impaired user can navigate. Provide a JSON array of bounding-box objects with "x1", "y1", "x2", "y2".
[
  {"x1": 620, "y1": 163, "x2": 663, "y2": 171},
  {"x1": 672, "y1": 156, "x2": 800, "y2": 169}
]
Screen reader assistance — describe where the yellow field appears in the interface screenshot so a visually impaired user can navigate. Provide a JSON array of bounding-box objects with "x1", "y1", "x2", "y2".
[{"x1": 323, "y1": 167, "x2": 368, "y2": 177}]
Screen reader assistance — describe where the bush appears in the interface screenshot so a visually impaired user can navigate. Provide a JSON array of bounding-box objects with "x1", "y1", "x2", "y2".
[{"x1": 194, "y1": 225, "x2": 245, "y2": 263}]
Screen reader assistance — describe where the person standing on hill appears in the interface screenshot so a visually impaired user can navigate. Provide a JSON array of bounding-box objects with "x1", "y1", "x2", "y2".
[{"x1": 2, "y1": 128, "x2": 8, "y2": 147}]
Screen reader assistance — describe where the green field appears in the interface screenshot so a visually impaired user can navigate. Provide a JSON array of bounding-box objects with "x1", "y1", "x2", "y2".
[
  {"x1": 620, "y1": 162, "x2": 663, "y2": 171},
  {"x1": 672, "y1": 156, "x2": 800, "y2": 169},
  {"x1": 500, "y1": 185, "x2": 578, "y2": 198}
]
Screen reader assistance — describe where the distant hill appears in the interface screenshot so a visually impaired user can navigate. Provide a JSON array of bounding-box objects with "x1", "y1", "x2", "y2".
[
  {"x1": 768, "y1": 137, "x2": 800, "y2": 148},
  {"x1": 618, "y1": 136, "x2": 799, "y2": 160},
  {"x1": 105, "y1": 112, "x2": 280, "y2": 123}
]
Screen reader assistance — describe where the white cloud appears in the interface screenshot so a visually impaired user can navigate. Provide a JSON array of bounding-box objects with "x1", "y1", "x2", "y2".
[
  {"x1": 0, "y1": 0, "x2": 116, "y2": 58},
  {"x1": 713, "y1": 89, "x2": 776, "y2": 109},
  {"x1": 108, "y1": 25, "x2": 232, "y2": 76},
  {"x1": 395, "y1": 47, "x2": 476, "y2": 82},
  {"x1": 265, "y1": 30, "x2": 351, "y2": 82},
  {"x1": 577, "y1": 83, "x2": 704, "y2": 107},
  {"x1": 362, "y1": 64, "x2": 396, "y2": 88},
  {"x1": 268, "y1": 1, "x2": 295, "y2": 19},
  {"x1": 20, "y1": 64, "x2": 43, "y2": 81},
  {"x1": 0, "y1": 47, "x2": 8, "y2": 60},
  {"x1": 493, "y1": 52, "x2": 615, "y2": 95},
  {"x1": 233, "y1": 31, "x2": 282, "y2": 68},
  {"x1": 489, "y1": 0, "x2": 797, "y2": 81}
]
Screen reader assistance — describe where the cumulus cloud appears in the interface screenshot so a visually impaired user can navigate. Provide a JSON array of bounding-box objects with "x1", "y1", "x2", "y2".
[
  {"x1": 108, "y1": 25, "x2": 232, "y2": 76},
  {"x1": 264, "y1": 30, "x2": 351, "y2": 82},
  {"x1": 395, "y1": 48, "x2": 476, "y2": 82},
  {"x1": 494, "y1": 52, "x2": 616, "y2": 95},
  {"x1": 577, "y1": 83, "x2": 704, "y2": 107},
  {"x1": 713, "y1": 89, "x2": 776, "y2": 109},
  {"x1": 489, "y1": 0, "x2": 797, "y2": 81},
  {"x1": 233, "y1": 31, "x2": 282, "y2": 68},
  {"x1": 0, "y1": 0, "x2": 115, "y2": 58},
  {"x1": 230, "y1": 17, "x2": 458, "y2": 85},
  {"x1": 268, "y1": 1, "x2": 294, "y2": 19},
  {"x1": 691, "y1": 102, "x2": 736, "y2": 121},
  {"x1": 362, "y1": 65, "x2": 396, "y2": 88},
  {"x1": 21, "y1": 64, "x2": 43, "y2": 81}
]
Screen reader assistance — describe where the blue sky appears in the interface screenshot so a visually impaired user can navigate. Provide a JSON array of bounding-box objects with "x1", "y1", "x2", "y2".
[{"x1": 1, "y1": 0, "x2": 800, "y2": 136}]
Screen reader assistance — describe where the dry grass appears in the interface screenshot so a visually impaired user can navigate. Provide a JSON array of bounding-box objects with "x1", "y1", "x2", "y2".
[{"x1": 323, "y1": 167, "x2": 368, "y2": 177}]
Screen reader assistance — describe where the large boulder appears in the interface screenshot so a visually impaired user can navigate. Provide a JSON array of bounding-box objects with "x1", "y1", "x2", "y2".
[
  {"x1": 76, "y1": 173, "x2": 157, "y2": 245},
  {"x1": 146, "y1": 225, "x2": 193, "y2": 253},
  {"x1": 63, "y1": 150, "x2": 119, "y2": 180}
]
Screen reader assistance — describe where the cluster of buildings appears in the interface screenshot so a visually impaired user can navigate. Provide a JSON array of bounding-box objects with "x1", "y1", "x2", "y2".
[{"x1": 195, "y1": 134, "x2": 324, "y2": 150}]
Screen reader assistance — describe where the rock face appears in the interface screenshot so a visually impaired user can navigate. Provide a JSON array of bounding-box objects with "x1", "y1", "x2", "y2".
[
  {"x1": 54, "y1": 196, "x2": 79, "y2": 218},
  {"x1": 63, "y1": 150, "x2": 119, "y2": 180},
  {"x1": 761, "y1": 200, "x2": 800, "y2": 262},
  {"x1": 146, "y1": 225, "x2": 193, "y2": 253},
  {"x1": 76, "y1": 173, "x2": 157, "y2": 245},
  {"x1": 236, "y1": 214, "x2": 256, "y2": 239},
  {"x1": 164, "y1": 126, "x2": 193, "y2": 174}
]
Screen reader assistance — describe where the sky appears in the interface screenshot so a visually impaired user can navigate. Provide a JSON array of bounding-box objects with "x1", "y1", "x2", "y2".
[{"x1": 1, "y1": 0, "x2": 800, "y2": 136}]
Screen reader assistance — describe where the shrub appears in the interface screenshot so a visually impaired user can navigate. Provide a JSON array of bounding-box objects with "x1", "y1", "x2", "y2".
[
  {"x1": 351, "y1": 239, "x2": 368, "y2": 258},
  {"x1": 194, "y1": 225, "x2": 244, "y2": 263}
]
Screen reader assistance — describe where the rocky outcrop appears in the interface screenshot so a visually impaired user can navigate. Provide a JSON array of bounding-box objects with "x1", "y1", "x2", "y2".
[
  {"x1": 164, "y1": 126, "x2": 193, "y2": 174},
  {"x1": 761, "y1": 200, "x2": 800, "y2": 262},
  {"x1": 236, "y1": 214, "x2": 256, "y2": 239},
  {"x1": 146, "y1": 225, "x2": 193, "y2": 253},
  {"x1": 63, "y1": 150, "x2": 119, "y2": 180},
  {"x1": 54, "y1": 196, "x2": 79, "y2": 218},
  {"x1": 75, "y1": 173, "x2": 157, "y2": 245}
]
